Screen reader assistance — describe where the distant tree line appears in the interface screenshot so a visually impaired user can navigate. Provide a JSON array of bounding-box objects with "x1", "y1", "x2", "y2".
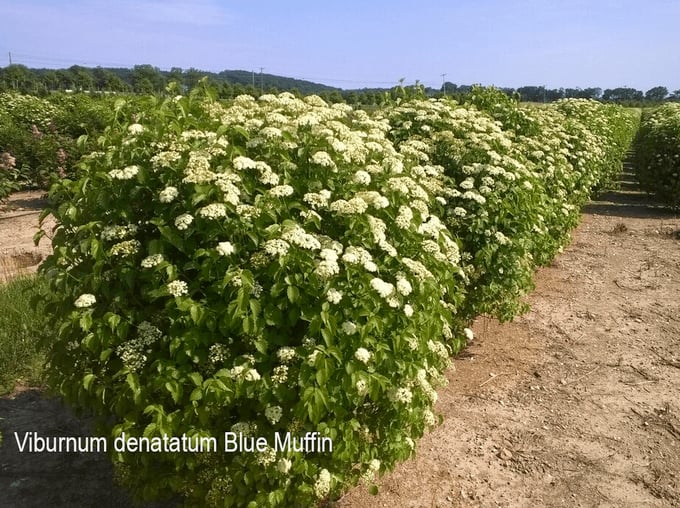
[{"x1": 1, "y1": 64, "x2": 678, "y2": 106}]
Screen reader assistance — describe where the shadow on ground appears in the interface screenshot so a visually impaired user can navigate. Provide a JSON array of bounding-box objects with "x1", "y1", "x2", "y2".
[
  {"x1": 584, "y1": 167, "x2": 679, "y2": 219},
  {"x1": 0, "y1": 390, "x2": 174, "y2": 508}
]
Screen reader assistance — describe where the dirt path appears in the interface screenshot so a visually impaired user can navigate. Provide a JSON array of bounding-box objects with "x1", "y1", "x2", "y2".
[{"x1": 1, "y1": 170, "x2": 680, "y2": 507}]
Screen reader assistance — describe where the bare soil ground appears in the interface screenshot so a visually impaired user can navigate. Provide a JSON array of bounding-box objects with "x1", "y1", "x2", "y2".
[{"x1": 1, "y1": 170, "x2": 680, "y2": 507}]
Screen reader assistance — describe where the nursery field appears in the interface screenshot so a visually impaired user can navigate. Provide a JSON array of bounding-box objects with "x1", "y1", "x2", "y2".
[{"x1": 1, "y1": 88, "x2": 679, "y2": 507}]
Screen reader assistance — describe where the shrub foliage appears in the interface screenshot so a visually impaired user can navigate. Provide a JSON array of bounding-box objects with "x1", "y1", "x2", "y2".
[
  {"x1": 38, "y1": 86, "x2": 637, "y2": 506},
  {"x1": 634, "y1": 103, "x2": 680, "y2": 208}
]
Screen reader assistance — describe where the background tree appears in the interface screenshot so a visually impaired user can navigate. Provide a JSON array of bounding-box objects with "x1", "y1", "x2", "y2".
[
  {"x1": 602, "y1": 87, "x2": 643, "y2": 102},
  {"x1": 644, "y1": 86, "x2": 668, "y2": 102}
]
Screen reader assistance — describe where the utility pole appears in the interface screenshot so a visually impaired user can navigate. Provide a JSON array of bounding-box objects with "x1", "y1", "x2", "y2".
[
  {"x1": 441, "y1": 73, "x2": 447, "y2": 96},
  {"x1": 8, "y1": 52, "x2": 12, "y2": 65},
  {"x1": 252, "y1": 70, "x2": 255, "y2": 88},
  {"x1": 259, "y1": 67, "x2": 264, "y2": 94}
]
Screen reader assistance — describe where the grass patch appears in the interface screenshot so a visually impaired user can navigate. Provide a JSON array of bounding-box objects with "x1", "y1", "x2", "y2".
[{"x1": 0, "y1": 274, "x2": 51, "y2": 395}]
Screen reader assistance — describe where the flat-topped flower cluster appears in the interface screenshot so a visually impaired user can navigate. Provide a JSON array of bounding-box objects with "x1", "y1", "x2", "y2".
[{"x1": 39, "y1": 85, "x2": 637, "y2": 507}]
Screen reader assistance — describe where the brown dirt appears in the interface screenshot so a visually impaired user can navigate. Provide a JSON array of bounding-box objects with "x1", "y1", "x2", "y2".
[
  {"x1": 1, "y1": 171, "x2": 680, "y2": 507},
  {"x1": 0, "y1": 191, "x2": 54, "y2": 282}
]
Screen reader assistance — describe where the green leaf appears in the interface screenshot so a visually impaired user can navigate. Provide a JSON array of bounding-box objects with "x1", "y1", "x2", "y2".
[
  {"x1": 83, "y1": 374, "x2": 95, "y2": 391},
  {"x1": 188, "y1": 372, "x2": 203, "y2": 386},
  {"x1": 190, "y1": 387, "x2": 203, "y2": 402},
  {"x1": 190, "y1": 303, "x2": 202, "y2": 324},
  {"x1": 249, "y1": 299, "x2": 261, "y2": 317},
  {"x1": 286, "y1": 285, "x2": 299, "y2": 303},
  {"x1": 106, "y1": 313, "x2": 121, "y2": 332},
  {"x1": 79, "y1": 312, "x2": 93, "y2": 331},
  {"x1": 369, "y1": 485, "x2": 379, "y2": 495},
  {"x1": 315, "y1": 357, "x2": 331, "y2": 385},
  {"x1": 157, "y1": 225, "x2": 185, "y2": 252}
]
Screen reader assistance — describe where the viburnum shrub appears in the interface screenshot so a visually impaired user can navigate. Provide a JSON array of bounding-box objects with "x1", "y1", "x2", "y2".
[
  {"x1": 382, "y1": 89, "x2": 638, "y2": 320},
  {"x1": 38, "y1": 84, "x2": 638, "y2": 506},
  {"x1": 39, "y1": 86, "x2": 469, "y2": 506},
  {"x1": 0, "y1": 92, "x2": 114, "y2": 187},
  {"x1": 634, "y1": 103, "x2": 680, "y2": 208}
]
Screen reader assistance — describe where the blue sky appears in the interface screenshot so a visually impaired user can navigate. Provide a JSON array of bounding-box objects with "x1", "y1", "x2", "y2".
[{"x1": 1, "y1": 0, "x2": 678, "y2": 91}]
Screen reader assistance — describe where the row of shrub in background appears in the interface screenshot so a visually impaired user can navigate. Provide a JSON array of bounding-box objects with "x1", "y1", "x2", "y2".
[
  {"x1": 0, "y1": 92, "x2": 142, "y2": 199},
  {"x1": 34, "y1": 87, "x2": 637, "y2": 507},
  {"x1": 634, "y1": 103, "x2": 680, "y2": 209}
]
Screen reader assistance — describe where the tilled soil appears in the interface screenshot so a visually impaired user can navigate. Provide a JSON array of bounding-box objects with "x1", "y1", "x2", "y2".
[{"x1": 1, "y1": 174, "x2": 680, "y2": 507}]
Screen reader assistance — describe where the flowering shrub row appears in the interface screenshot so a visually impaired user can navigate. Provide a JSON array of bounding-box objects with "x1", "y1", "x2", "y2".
[
  {"x1": 384, "y1": 90, "x2": 638, "y2": 319},
  {"x1": 634, "y1": 103, "x2": 680, "y2": 208},
  {"x1": 38, "y1": 87, "x2": 636, "y2": 506},
  {"x1": 0, "y1": 92, "x2": 115, "y2": 196}
]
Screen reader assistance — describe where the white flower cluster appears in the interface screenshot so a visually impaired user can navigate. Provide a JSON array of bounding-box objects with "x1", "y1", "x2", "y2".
[
  {"x1": 401, "y1": 257, "x2": 434, "y2": 281},
  {"x1": 264, "y1": 405, "x2": 283, "y2": 424},
  {"x1": 395, "y1": 205, "x2": 413, "y2": 229},
  {"x1": 141, "y1": 253, "x2": 163, "y2": 268},
  {"x1": 353, "y1": 170, "x2": 371, "y2": 185},
  {"x1": 277, "y1": 458, "x2": 292, "y2": 474},
  {"x1": 354, "y1": 347, "x2": 371, "y2": 364},
  {"x1": 263, "y1": 239, "x2": 290, "y2": 257},
  {"x1": 326, "y1": 288, "x2": 343, "y2": 304},
  {"x1": 341, "y1": 321, "x2": 358, "y2": 335},
  {"x1": 183, "y1": 152, "x2": 213, "y2": 184},
  {"x1": 315, "y1": 248, "x2": 340, "y2": 279},
  {"x1": 208, "y1": 343, "x2": 229, "y2": 365},
  {"x1": 391, "y1": 387, "x2": 413, "y2": 404},
  {"x1": 174, "y1": 213, "x2": 193, "y2": 230},
  {"x1": 342, "y1": 246, "x2": 377, "y2": 272},
  {"x1": 303, "y1": 190, "x2": 332, "y2": 209},
  {"x1": 127, "y1": 123, "x2": 144, "y2": 135},
  {"x1": 159, "y1": 186, "x2": 179, "y2": 203},
  {"x1": 313, "y1": 469, "x2": 331, "y2": 498},
  {"x1": 396, "y1": 276, "x2": 412, "y2": 296},
  {"x1": 110, "y1": 239, "x2": 141, "y2": 257},
  {"x1": 427, "y1": 339, "x2": 449, "y2": 359},
  {"x1": 329, "y1": 197, "x2": 368, "y2": 215},
  {"x1": 231, "y1": 421, "x2": 257, "y2": 436},
  {"x1": 311, "y1": 151, "x2": 336, "y2": 169},
  {"x1": 167, "y1": 280, "x2": 188, "y2": 297},
  {"x1": 268, "y1": 185, "x2": 294, "y2": 198},
  {"x1": 198, "y1": 203, "x2": 227, "y2": 219},
  {"x1": 271, "y1": 365, "x2": 288, "y2": 384},
  {"x1": 276, "y1": 347, "x2": 296, "y2": 363},
  {"x1": 108, "y1": 165, "x2": 139, "y2": 180},
  {"x1": 495, "y1": 231, "x2": 510, "y2": 245},
  {"x1": 370, "y1": 277, "x2": 394, "y2": 299},
  {"x1": 115, "y1": 321, "x2": 162, "y2": 373},
  {"x1": 282, "y1": 224, "x2": 321, "y2": 251},
  {"x1": 423, "y1": 409, "x2": 436, "y2": 427},
  {"x1": 101, "y1": 224, "x2": 138, "y2": 242},
  {"x1": 74, "y1": 293, "x2": 96, "y2": 308},
  {"x1": 150, "y1": 150, "x2": 181, "y2": 170},
  {"x1": 415, "y1": 369, "x2": 438, "y2": 403}
]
